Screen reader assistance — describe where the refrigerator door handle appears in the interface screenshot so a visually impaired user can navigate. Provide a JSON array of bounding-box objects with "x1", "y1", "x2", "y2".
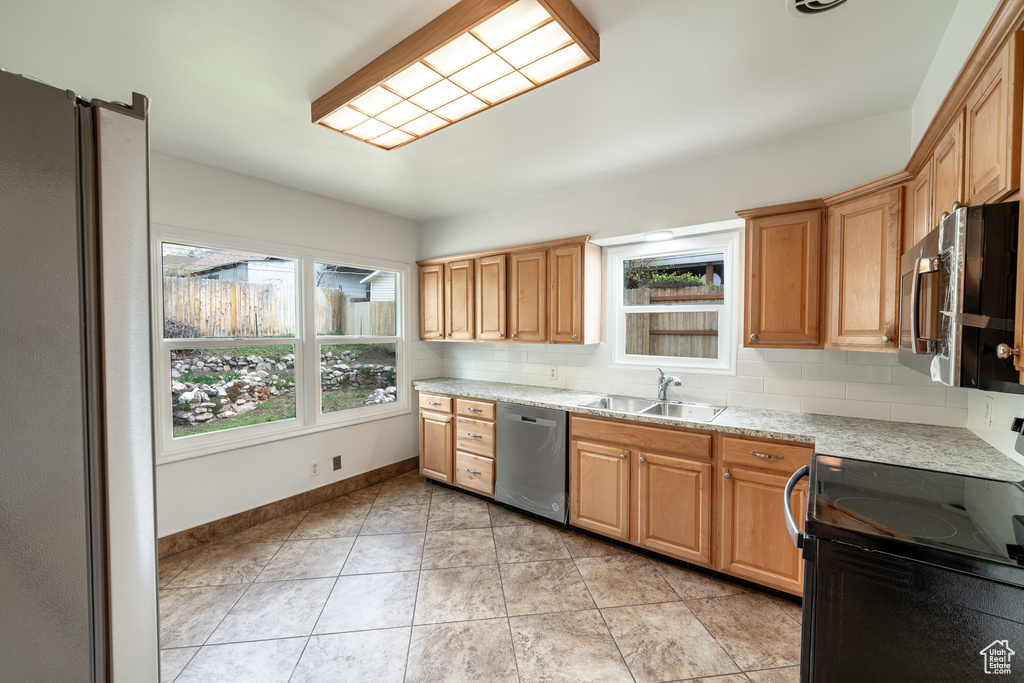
[{"x1": 784, "y1": 465, "x2": 809, "y2": 549}]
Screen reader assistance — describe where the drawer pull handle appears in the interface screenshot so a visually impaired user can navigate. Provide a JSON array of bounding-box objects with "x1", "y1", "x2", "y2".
[
  {"x1": 428, "y1": 401, "x2": 442, "y2": 406},
  {"x1": 467, "y1": 433, "x2": 483, "y2": 438},
  {"x1": 468, "y1": 408, "x2": 483, "y2": 412},
  {"x1": 467, "y1": 469, "x2": 482, "y2": 475},
  {"x1": 750, "y1": 451, "x2": 782, "y2": 460}
]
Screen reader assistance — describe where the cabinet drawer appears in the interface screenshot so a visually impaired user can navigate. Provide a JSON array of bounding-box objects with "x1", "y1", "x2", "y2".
[
  {"x1": 722, "y1": 437, "x2": 812, "y2": 473},
  {"x1": 419, "y1": 393, "x2": 452, "y2": 413},
  {"x1": 456, "y1": 398, "x2": 495, "y2": 421},
  {"x1": 455, "y1": 451, "x2": 494, "y2": 496},
  {"x1": 456, "y1": 417, "x2": 495, "y2": 457}
]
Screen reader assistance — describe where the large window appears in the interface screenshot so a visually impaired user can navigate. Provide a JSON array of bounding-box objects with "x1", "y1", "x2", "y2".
[
  {"x1": 608, "y1": 228, "x2": 739, "y2": 373},
  {"x1": 153, "y1": 230, "x2": 408, "y2": 461}
]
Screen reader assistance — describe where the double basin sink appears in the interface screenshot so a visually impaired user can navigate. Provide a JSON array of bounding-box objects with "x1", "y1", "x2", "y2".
[{"x1": 579, "y1": 395, "x2": 725, "y2": 422}]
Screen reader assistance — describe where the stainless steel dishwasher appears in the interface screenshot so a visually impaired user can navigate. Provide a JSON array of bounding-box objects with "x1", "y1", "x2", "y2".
[{"x1": 495, "y1": 402, "x2": 568, "y2": 524}]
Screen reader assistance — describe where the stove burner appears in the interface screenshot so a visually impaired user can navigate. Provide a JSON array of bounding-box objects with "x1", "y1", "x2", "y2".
[
  {"x1": 833, "y1": 496, "x2": 958, "y2": 539},
  {"x1": 841, "y1": 462, "x2": 925, "y2": 490}
]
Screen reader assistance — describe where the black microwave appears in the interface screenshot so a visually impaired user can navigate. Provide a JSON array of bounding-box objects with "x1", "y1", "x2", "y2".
[{"x1": 898, "y1": 200, "x2": 1024, "y2": 393}]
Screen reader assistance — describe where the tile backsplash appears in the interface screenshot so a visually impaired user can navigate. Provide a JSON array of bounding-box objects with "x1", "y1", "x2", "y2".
[
  {"x1": 415, "y1": 342, "x2": 969, "y2": 427},
  {"x1": 967, "y1": 390, "x2": 1024, "y2": 467}
]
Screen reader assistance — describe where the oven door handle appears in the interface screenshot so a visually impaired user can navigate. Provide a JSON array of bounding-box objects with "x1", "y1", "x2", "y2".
[
  {"x1": 909, "y1": 255, "x2": 943, "y2": 354},
  {"x1": 784, "y1": 465, "x2": 809, "y2": 549}
]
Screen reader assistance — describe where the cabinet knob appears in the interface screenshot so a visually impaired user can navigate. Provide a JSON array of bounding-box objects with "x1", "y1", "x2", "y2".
[
  {"x1": 749, "y1": 333, "x2": 758, "y2": 341},
  {"x1": 572, "y1": 334, "x2": 578, "y2": 340},
  {"x1": 724, "y1": 472, "x2": 731, "y2": 479},
  {"x1": 639, "y1": 456, "x2": 645, "y2": 463},
  {"x1": 619, "y1": 453, "x2": 626, "y2": 460},
  {"x1": 511, "y1": 334, "x2": 517, "y2": 339},
  {"x1": 447, "y1": 333, "x2": 452, "y2": 338},
  {"x1": 498, "y1": 333, "x2": 503, "y2": 338},
  {"x1": 437, "y1": 333, "x2": 442, "y2": 338},
  {"x1": 997, "y1": 343, "x2": 1020, "y2": 360},
  {"x1": 881, "y1": 335, "x2": 891, "y2": 344}
]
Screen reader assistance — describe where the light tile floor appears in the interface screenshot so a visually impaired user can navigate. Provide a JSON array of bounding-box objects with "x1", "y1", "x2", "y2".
[{"x1": 158, "y1": 472, "x2": 803, "y2": 682}]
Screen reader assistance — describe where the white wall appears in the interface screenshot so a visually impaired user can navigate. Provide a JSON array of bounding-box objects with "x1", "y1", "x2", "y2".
[
  {"x1": 421, "y1": 109, "x2": 910, "y2": 258},
  {"x1": 416, "y1": 110, "x2": 982, "y2": 426},
  {"x1": 150, "y1": 154, "x2": 438, "y2": 536},
  {"x1": 910, "y1": 0, "x2": 1001, "y2": 148}
]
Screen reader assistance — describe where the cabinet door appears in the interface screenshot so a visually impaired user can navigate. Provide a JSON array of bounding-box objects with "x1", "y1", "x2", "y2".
[
  {"x1": 549, "y1": 244, "x2": 583, "y2": 343},
  {"x1": 569, "y1": 439, "x2": 629, "y2": 541},
  {"x1": 827, "y1": 187, "x2": 901, "y2": 350},
  {"x1": 508, "y1": 250, "x2": 547, "y2": 342},
  {"x1": 965, "y1": 34, "x2": 1022, "y2": 205},
  {"x1": 637, "y1": 451, "x2": 712, "y2": 566},
  {"x1": 419, "y1": 264, "x2": 444, "y2": 340},
  {"x1": 719, "y1": 465, "x2": 806, "y2": 595},
  {"x1": 745, "y1": 210, "x2": 824, "y2": 348},
  {"x1": 932, "y1": 112, "x2": 965, "y2": 222},
  {"x1": 476, "y1": 254, "x2": 506, "y2": 341},
  {"x1": 910, "y1": 164, "x2": 933, "y2": 245},
  {"x1": 444, "y1": 259, "x2": 475, "y2": 341},
  {"x1": 419, "y1": 411, "x2": 452, "y2": 483}
]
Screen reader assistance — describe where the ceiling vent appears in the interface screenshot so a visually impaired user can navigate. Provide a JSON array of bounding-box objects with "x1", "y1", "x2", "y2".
[{"x1": 787, "y1": 0, "x2": 849, "y2": 17}]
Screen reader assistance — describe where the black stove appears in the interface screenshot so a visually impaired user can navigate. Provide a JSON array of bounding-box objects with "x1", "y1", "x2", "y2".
[
  {"x1": 794, "y1": 455, "x2": 1024, "y2": 682},
  {"x1": 806, "y1": 455, "x2": 1024, "y2": 586}
]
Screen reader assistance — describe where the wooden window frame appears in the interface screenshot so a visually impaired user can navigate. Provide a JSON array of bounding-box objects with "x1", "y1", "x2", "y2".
[
  {"x1": 151, "y1": 225, "x2": 410, "y2": 463},
  {"x1": 607, "y1": 227, "x2": 740, "y2": 374}
]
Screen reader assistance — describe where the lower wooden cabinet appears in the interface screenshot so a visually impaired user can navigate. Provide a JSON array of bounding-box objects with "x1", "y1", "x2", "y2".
[
  {"x1": 569, "y1": 416, "x2": 713, "y2": 563},
  {"x1": 419, "y1": 409, "x2": 452, "y2": 483},
  {"x1": 719, "y1": 465, "x2": 807, "y2": 594},
  {"x1": 419, "y1": 393, "x2": 496, "y2": 498},
  {"x1": 637, "y1": 451, "x2": 712, "y2": 566},
  {"x1": 569, "y1": 439, "x2": 630, "y2": 541}
]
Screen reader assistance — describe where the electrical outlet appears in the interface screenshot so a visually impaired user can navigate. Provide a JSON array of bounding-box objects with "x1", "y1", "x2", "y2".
[
  {"x1": 310, "y1": 461, "x2": 319, "y2": 477},
  {"x1": 333, "y1": 455, "x2": 342, "y2": 471},
  {"x1": 548, "y1": 365, "x2": 558, "y2": 380},
  {"x1": 981, "y1": 395, "x2": 993, "y2": 427}
]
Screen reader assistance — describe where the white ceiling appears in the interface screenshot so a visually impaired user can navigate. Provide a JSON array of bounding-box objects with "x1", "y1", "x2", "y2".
[{"x1": 1, "y1": 0, "x2": 959, "y2": 221}]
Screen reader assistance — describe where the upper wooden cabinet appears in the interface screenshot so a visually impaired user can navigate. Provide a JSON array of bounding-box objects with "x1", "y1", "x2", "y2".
[
  {"x1": 419, "y1": 264, "x2": 444, "y2": 341},
  {"x1": 475, "y1": 254, "x2": 506, "y2": 341},
  {"x1": 444, "y1": 259, "x2": 475, "y2": 341},
  {"x1": 508, "y1": 249, "x2": 548, "y2": 343},
  {"x1": 825, "y1": 185, "x2": 902, "y2": 351},
  {"x1": 965, "y1": 32, "x2": 1023, "y2": 206},
  {"x1": 932, "y1": 112, "x2": 965, "y2": 223},
  {"x1": 418, "y1": 236, "x2": 601, "y2": 344},
  {"x1": 908, "y1": 164, "x2": 933, "y2": 246},
  {"x1": 738, "y1": 201, "x2": 825, "y2": 349}
]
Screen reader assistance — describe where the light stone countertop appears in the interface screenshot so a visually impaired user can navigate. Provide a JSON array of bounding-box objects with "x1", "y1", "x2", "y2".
[{"x1": 413, "y1": 377, "x2": 1024, "y2": 482}]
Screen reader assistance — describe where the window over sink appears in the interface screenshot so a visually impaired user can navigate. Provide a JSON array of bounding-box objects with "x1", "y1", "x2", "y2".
[{"x1": 608, "y1": 228, "x2": 739, "y2": 373}]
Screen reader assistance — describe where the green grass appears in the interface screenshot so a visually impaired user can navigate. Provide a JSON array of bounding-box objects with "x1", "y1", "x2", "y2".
[
  {"x1": 322, "y1": 386, "x2": 376, "y2": 413},
  {"x1": 173, "y1": 394, "x2": 296, "y2": 438}
]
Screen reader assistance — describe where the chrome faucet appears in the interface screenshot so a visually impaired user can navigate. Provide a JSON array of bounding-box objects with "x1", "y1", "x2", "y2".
[{"x1": 656, "y1": 368, "x2": 682, "y2": 401}]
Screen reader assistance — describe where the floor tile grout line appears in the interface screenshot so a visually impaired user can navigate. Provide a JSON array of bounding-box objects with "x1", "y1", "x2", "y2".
[
  {"x1": 288, "y1": 575, "x2": 341, "y2": 682},
  {"x1": 679, "y1": 596, "x2": 745, "y2": 678},
  {"x1": 403, "y1": 492, "x2": 430, "y2": 682},
  {"x1": 167, "y1": 644, "x2": 201, "y2": 683},
  {"x1": 493, "y1": 526, "x2": 523, "y2": 683},
  {"x1": 564, "y1": 532, "x2": 638, "y2": 683}
]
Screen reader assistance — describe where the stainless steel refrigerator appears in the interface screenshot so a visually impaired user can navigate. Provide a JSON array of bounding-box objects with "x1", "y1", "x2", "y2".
[{"x1": 0, "y1": 70, "x2": 159, "y2": 681}]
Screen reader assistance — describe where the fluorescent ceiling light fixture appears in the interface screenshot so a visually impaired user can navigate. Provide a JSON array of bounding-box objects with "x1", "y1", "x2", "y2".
[
  {"x1": 644, "y1": 231, "x2": 675, "y2": 242},
  {"x1": 312, "y1": 0, "x2": 599, "y2": 150}
]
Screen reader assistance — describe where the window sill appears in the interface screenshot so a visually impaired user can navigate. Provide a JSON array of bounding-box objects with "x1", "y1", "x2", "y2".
[{"x1": 156, "y1": 402, "x2": 412, "y2": 465}]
